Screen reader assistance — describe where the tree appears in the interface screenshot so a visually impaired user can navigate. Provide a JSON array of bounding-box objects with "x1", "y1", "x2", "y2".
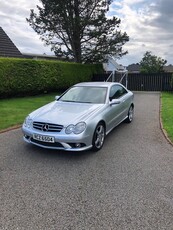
[
  {"x1": 27, "y1": 0, "x2": 129, "y2": 63},
  {"x1": 140, "y1": 51, "x2": 167, "y2": 73}
]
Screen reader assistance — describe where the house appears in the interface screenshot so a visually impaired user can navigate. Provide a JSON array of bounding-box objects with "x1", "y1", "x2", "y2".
[
  {"x1": 126, "y1": 63, "x2": 141, "y2": 73},
  {"x1": 0, "y1": 27, "x2": 23, "y2": 58},
  {"x1": 164, "y1": 65, "x2": 173, "y2": 73},
  {"x1": 127, "y1": 63, "x2": 173, "y2": 73},
  {"x1": 103, "y1": 56, "x2": 128, "y2": 86},
  {"x1": 103, "y1": 56, "x2": 127, "y2": 73},
  {"x1": 22, "y1": 53, "x2": 59, "y2": 61}
]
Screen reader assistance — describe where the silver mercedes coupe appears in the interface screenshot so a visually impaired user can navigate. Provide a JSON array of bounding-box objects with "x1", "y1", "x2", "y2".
[{"x1": 22, "y1": 82, "x2": 134, "y2": 151}]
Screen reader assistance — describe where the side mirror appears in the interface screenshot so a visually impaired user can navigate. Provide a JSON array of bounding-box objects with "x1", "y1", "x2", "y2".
[
  {"x1": 55, "y1": 96, "x2": 60, "y2": 100},
  {"x1": 109, "y1": 99, "x2": 121, "y2": 105}
]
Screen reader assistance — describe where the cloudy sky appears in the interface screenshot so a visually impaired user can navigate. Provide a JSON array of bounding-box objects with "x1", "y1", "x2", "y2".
[{"x1": 0, "y1": 0, "x2": 173, "y2": 66}]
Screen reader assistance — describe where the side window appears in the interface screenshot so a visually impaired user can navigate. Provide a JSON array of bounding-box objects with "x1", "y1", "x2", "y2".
[{"x1": 109, "y1": 85, "x2": 127, "y2": 100}]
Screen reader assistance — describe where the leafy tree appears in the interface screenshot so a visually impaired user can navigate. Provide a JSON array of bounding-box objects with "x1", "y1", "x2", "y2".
[
  {"x1": 140, "y1": 51, "x2": 167, "y2": 73},
  {"x1": 27, "y1": 0, "x2": 129, "y2": 63}
]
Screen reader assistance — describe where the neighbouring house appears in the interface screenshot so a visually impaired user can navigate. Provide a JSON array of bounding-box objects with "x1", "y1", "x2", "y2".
[
  {"x1": 22, "y1": 53, "x2": 59, "y2": 61},
  {"x1": 126, "y1": 63, "x2": 173, "y2": 73},
  {"x1": 0, "y1": 27, "x2": 23, "y2": 58},
  {"x1": 163, "y1": 64, "x2": 173, "y2": 73},
  {"x1": 103, "y1": 56, "x2": 128, "y2": 86},
  {"x1": 126, "y1": 63, "x2": 141, "y2": 73},
  {"x1": 103, "y1": 56, "x2": 127, "y2": 73},
  {"x1": 0, "y1": 27, "x2": 57, "y2": 60}
]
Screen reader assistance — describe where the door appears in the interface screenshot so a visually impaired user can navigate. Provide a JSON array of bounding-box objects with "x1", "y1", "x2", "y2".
[{"x1": 105, "y1": 85, "x2": 129, "y2": 131}]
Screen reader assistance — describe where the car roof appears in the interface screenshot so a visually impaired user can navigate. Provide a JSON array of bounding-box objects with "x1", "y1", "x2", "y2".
[{"x1": 74, "y1": 82, "x2": 123, "y2": 88}]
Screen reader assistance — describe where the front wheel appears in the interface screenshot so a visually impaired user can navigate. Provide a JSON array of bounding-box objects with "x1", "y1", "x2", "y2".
[
  {"x1": 125, "y1": 105, "x2": 134, "y2": 123},
  {"x1": 92, "y1": 122, "x2": 105, "y2": 151}
]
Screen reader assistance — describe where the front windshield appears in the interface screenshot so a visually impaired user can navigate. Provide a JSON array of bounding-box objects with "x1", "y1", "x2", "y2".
[{"x1": 59, "y1": 86, "x2": 107, "y2": 104}]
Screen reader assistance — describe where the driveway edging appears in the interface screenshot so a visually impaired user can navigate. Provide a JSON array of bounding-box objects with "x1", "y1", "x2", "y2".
[
  {"x1": 159, "y1": 95, "x2": 173, "y2": 147},
  {"x1": 0, "y1": 125, "x2": 21, "y2": 134}
]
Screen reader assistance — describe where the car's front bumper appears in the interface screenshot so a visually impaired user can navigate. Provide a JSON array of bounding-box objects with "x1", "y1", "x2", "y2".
[{"x1": 22, "y1": 126, "x2": 93, "y2": 151}]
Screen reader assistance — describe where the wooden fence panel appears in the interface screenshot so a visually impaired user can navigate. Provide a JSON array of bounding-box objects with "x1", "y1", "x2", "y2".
[
  {"x1": 128, "y1": 73, "x2": 172, "y2": 91},
  {"x1": 92, "y1": 72, "x2": 173, "y2": 91},
  {"x1": 162, "y1": 74, "x2": 173, "y2": 91}
]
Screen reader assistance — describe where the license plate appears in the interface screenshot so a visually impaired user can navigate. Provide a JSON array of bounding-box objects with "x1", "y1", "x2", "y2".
[{"x1": 33, "y1": 134, "x2": 55, "y2": 143}]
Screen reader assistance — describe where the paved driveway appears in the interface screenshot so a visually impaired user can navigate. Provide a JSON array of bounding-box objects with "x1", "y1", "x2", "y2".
[{"x1": 1, "y1": 92, "x2": 173, "y2": 230}]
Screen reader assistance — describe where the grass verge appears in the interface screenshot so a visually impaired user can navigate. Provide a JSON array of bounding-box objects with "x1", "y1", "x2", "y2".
[
  {"x1": 161, "y1": 92, "x2": 173, "y2": 143},
  {"x1": 0, "y1": 93, "x2": 57, "y2": 130}
]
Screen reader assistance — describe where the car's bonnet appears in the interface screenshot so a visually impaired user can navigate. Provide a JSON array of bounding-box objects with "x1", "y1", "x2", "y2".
[{"x1": 30, "y1": 101, "x2": 104, "y2": 126}]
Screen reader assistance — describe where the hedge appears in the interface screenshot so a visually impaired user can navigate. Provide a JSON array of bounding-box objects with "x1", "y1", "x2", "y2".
[{"x1": 0, "y1": 58, "x2": 103, "y2": 98}]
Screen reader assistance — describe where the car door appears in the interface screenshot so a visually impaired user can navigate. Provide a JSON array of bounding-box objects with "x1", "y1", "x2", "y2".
[
  {"x1": 105, "y1": 85, "x2": 128, "y2": 131},
  {"x1": 115, "y1": 85, "x2": 130, "y2": 119}
]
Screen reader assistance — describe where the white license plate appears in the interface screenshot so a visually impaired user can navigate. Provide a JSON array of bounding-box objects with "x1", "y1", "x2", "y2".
[{"x1": 33, "y1": 134, "x2": 55, "y2": 143}]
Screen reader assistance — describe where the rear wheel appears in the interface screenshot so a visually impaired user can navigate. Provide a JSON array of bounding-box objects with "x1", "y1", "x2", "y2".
[
  {"x1": 126, "y1": 105, "x2": 134, "y2": 123},
  {"x1": 92, "y1": 122, "x2": 105, "y2": 151}
]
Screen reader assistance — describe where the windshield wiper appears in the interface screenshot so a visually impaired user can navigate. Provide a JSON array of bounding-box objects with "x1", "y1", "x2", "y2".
[
  {"x1": 60, "y1": 100, "x2": 76, "y2": 102},
  {"x1": 60, "y1": 100, "x2": 92, "y2": 103},
  {"x1": 76, "y1": 101, "x2": 92, "y2": 103}
]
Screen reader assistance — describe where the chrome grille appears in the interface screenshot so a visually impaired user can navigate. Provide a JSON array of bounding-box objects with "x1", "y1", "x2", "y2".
[{"x1": 33, "y1": 122, "x2": 63, "y2": 132}]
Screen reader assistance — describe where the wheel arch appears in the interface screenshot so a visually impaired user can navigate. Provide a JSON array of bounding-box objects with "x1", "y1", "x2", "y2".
[
  {"x1": 130, "y1": 103, "x2": 134, "y2": 109},
  {"x1": 97, "y1": 120, "x2": 106, "y2": 131}
]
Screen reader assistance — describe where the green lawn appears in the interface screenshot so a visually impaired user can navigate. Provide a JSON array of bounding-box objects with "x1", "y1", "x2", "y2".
[
  {"x1": 161, "y1": 92, "x2": 173, "y2": 143},
  {"x1": 0, "y1": 93, "x2": 57, "y2": 130}
]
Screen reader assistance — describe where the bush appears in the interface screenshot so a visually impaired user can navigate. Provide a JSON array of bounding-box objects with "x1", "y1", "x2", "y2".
[{"x1": 0, "y1": 58, "x2": 103, "y2": 98}]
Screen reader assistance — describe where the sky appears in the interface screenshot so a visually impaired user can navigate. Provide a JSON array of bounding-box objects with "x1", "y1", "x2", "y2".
[{"x1": 0, "y1": 0, "x2": 173, "y2": 66}]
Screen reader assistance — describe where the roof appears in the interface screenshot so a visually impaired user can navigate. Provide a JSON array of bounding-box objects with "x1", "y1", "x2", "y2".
[
  {"x1": 164, "y1": 65, "x2": 173, "y2": 73},
  {"x1": 22, "y1": 53, "x2": 58, "y2": 60},
  {"x1": 103, "y1": 56, "x2": 127, "y2": 73},
  {"x1": 74, "y1": 82, "x2": 123, "y2": 87},
  {"x1": 0, "y1": 27, "x2": 23, "y2": 58},
  {"x1": 127, "y1": 63, "x2": 173, "y2": 73},
  {"x1": 127, "y1": 64, "x2": 141, "y2": 72}
]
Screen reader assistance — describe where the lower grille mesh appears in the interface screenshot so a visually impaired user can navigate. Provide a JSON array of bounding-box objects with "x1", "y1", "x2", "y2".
[{"x1": 31, "y1": 138, "x2": 64, "y2": 148}]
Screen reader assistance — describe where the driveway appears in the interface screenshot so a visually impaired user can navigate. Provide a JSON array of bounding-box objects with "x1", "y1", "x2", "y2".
[{"x1": 1, "y1": 92, "x2": 173, "y2": 230}]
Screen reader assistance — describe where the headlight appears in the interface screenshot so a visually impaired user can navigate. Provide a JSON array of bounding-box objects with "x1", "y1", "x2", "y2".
[
  {"x1": 24, "y1": 116, "x2": 33, "y2": 128},
  {"x1": 65, "y1": 122, "x2": 86, "y2": 134},
  {"x1": 73, "y1": 122, "x2": 86, "y2": 134},
  {"x1": 65, "y1": 124, "x2": 75, "y2": 134}
]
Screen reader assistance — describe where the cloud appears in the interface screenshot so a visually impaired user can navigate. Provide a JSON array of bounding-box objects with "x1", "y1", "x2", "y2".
[
  {"x1": 109, "y1": 0, "x2": 173, "y2": 65},
  {"x1": 149, "y1": 0, "x2": 173, "y2": 31}
]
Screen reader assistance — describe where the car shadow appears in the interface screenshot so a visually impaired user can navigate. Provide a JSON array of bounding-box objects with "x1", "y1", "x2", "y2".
[{"x1": 23, "y1": 143, "x2": 94, "y2": 161}]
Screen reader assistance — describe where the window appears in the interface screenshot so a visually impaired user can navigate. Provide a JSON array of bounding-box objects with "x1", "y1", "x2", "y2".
[
  {"x1": 109, "y1": 85, "x2": 127, "y2": 100},
  {"x1": 59, "y1": 86, "x2": 107, "y2": 104}
]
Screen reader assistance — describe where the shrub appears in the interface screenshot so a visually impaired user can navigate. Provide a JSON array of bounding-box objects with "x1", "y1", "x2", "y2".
[{"x1": 0, "y1": 58, "x2": 103, "y2": 98}]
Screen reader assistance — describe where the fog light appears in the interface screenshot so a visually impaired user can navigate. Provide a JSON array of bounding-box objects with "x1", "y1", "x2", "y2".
[{"x1": 75, "y1": 143, "x2": 81, "y2": 148}]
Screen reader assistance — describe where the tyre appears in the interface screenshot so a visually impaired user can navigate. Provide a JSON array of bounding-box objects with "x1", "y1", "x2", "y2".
[
  {"x1": 92, "y1": 122, "x2": 105, "y2": 151},
  {"x1": 125, "y1": 105, "x2": 134, "y2": 123}
]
